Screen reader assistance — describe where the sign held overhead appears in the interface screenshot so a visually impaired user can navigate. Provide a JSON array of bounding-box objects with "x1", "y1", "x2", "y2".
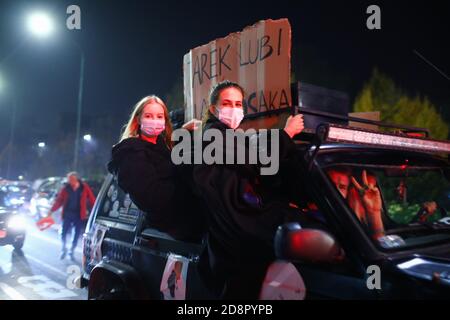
[{"x1": 183, "y1": 19, "x2": 292, "y2": 125}]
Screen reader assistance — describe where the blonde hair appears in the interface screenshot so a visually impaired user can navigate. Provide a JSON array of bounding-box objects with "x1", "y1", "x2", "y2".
[{"x1": 120, "y1": 95, "x2": 173, "y2": 149}]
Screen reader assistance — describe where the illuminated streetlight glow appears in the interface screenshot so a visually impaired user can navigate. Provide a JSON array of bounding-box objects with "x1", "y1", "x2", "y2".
[
  {"x1": 27, "y1": 12, "x2": 54, "y2": 38},
  {"x1": 38, "y1": 142, "x2": 46, "y2": 148},
  {"x1": 83, "y1": 134, "x2": 92, "y2": 142}
]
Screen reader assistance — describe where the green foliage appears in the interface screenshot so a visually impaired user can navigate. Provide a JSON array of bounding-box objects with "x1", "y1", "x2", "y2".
[
  {"x1": 354, "y1": 68, "x2": 449, "y2": 139},
  {"x1": 379, "y1": 170, "x2": 450, "y2": 224},
  {"x1": 387, "y1": 202, "x2": 421, "y2": 224}
]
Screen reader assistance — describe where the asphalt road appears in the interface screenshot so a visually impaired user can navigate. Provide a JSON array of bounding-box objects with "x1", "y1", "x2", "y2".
[{"x1": 0, "y1": 216, "x2": 88, "y2": 300}]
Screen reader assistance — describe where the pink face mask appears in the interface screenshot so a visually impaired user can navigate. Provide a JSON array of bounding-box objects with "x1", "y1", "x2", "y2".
[
  {"x1": 218, "y1": 107, "x2": 244, "y2": 129},
  {"x1": 140, "y1": 118, "x2": 165, "y2": 137}
]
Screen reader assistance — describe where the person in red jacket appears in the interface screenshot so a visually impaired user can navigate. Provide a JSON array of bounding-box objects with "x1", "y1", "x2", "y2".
[{"x1": 48, "y1": 172, "x2": 96, "y2": 261}]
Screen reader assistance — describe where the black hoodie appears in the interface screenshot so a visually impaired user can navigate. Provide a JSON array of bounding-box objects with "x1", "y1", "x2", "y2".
[
  {"x1": 108, "y1": 135, "x2": 205, "y2": 241},
  {"x1": 193, "y1": 113, "x2": 304, "y2": 297}
]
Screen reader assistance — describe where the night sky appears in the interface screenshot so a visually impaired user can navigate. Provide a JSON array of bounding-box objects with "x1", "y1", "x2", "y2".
[{"x1": 0, "y1": 0, "x2": 449, "y2": 175}]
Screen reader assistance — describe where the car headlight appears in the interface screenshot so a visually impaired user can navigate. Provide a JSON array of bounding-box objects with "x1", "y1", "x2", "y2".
[
  {"x1": 10, "y1": 198, "x2": 24, "y2": 206},
  {"x1": 8, "y1": 215, "x2": 27, "y2": 230}
]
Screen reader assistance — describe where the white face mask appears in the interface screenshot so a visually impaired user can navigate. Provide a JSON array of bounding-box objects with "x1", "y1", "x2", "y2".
[
  {"x1": 140, "y1": 118, "x2": 165, "y2": 137},
  {"x1": 217, "y1": 107, "x2": 244, "y2": 129}
]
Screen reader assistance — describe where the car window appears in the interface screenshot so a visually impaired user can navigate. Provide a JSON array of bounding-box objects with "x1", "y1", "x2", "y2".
[
  {"x1": 324, "y1": 163, "x2": 450, "y2": 251},
  {"x1": 38, "y1": 181, "x2": 60, "y2": 196},
  {"x1": 96, "y1": 176, "x2": 140, "y2": 226}
]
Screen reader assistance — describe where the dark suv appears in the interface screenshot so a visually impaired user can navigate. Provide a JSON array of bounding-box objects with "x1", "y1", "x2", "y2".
[{"x1": 78, "y1": 119, "x2": 450, "y2": 299}]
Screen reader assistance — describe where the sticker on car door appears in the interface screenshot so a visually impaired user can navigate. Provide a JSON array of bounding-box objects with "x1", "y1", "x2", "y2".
[
  {"x1": 259, "y1": 261, "x2": 306, "y2": 300},
  {"x1": 160, "y1": 254, "x2": 189, "y2": 300}
]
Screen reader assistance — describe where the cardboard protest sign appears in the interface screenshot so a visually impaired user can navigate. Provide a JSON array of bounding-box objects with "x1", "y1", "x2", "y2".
[{"x1": 183, "y1": 18, "x2": 292, "y2": 129}]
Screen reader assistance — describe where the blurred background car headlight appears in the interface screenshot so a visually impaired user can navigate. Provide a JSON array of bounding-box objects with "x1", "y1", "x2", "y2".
[
  {"x1": 37, "y1": 198, "x2": 49, "y2": 207},
  {"x1": 8, "y1": 215, "x2": 27, "y2": 230},
  {"x1": 10, "y1": 197, "x2": 25, "y2": 206}
]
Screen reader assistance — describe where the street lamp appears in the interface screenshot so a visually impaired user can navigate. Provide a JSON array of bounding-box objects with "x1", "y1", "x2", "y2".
[
  {"x1": 38, "y1": 142, "x2": 46, "y2": 148},
  {"x1": 83, "y1": 134, "x2": 92, "y2": 142},
  {"x1": 0, "y1": 73, "x2": 18, "y2": 180},
  {"x1": 26, "y1": 12, "x2": 54, "y2": 38},
  {"x1": 26, "y1": 10, "x2": 85, "y2": 172}
]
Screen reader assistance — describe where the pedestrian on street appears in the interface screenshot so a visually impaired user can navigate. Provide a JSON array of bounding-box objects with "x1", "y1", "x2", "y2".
[{"x1": 48, "y1": 172, "x2": 96, "y2": 261}]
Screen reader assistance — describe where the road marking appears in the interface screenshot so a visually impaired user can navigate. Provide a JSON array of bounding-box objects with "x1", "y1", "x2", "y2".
[
  {"x1": 25, "y1": 254, "x2": 68, "y2": 278},
  {"x1": 27, "y1": 230, "x2": 83, "y2": 254},
  {"x1": 18, "y1": 275, "x2": 77, "y2": 299},
  {"x1": 0, "y1": 282, "x2": 26, "y2": 300}
]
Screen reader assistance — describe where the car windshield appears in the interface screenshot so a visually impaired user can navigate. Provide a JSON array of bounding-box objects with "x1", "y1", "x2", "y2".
[
  {"x1": 323, "y1": 160, "x2": 450, "y2": 251},
  {"x1": 38, "y1": 180, "x2": 62, "y2": 197}
]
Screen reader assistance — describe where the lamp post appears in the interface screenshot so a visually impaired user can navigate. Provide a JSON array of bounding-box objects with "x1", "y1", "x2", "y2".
[
  {"x1": 6, "y1": 97, "x2": 17, "y2": 179},
  {"x1": 26, "y1": 11, "x2": 85, "y2": 172},
  {"x1": 0, "y1": 73, "x2": 18, "y2": 180},
  {"x1": 73, "y1": 49, "x2": 85, "y2": 172}
]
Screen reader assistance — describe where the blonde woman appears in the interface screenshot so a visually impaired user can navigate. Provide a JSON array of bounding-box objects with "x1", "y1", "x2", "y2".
[{"x1": 107, "y1": 95, "x2": 205, "y2": 241}]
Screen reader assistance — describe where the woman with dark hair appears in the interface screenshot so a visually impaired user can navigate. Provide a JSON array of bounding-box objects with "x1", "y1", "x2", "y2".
[
  {"x1": 194, "y1": 80, "x2": 305, "y2": 299},
  {"x1": 108, "y1": 95, "x2": 205, "y2": 241}
]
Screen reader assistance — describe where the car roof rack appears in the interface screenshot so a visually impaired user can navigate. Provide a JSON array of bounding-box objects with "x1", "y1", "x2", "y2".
[
  {"x1": 242, "y1": 106, "x2": 449, "y2": 169},
  {"x1": 294, "y1": 106, "x2": 430, "y2": 137},
  {"x1": 243, "y1": 105, "x2": 430, "y2": 137}
]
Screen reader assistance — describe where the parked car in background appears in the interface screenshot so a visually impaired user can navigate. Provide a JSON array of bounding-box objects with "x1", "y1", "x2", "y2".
[
  {"x1": 0, "y1": 181, "x2": 33, "y2": 211},
  {"x1": 29, "y1": 177, "x2": 65, "y2": 222},
  {"x1": 0, "y1": 189, "x2": 27, "y2": 250}
]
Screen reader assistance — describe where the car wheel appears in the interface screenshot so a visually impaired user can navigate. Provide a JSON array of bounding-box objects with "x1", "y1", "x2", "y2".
[{"x1": 89, "y1": 274, "x2": 129, "y2": 300}]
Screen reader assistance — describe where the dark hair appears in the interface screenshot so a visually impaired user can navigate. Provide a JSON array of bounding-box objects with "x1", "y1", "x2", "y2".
[
  {"x1": 202, "y1": 80, "x2": 245, "y2": 126},
  {"x1": 209, "y1": 80, "x2": 245, "y2": 106}
]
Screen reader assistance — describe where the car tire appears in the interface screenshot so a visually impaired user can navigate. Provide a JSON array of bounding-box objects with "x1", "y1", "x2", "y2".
[{"x1": 89, "y1": 275, "x2": 130, "y2": 300}]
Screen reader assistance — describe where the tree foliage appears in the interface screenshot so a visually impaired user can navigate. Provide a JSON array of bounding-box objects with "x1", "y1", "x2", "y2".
[{"x1": 354, "y1": 68, "x2": 448, "y2": 139}]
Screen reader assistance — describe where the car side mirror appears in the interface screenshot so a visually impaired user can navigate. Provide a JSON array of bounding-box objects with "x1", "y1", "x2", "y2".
[{"x1": 274, "y1": 223, "x2": 345, "y2": 264}]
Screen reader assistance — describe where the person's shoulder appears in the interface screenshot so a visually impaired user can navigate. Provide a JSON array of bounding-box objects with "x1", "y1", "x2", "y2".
[
  {"x1": 204, "y1": 113, "x2": 227, "y2": 131},
  {"x1": 112, "y1": 137, "x2": 147, "y2": 151},
  {"x1": 109, "y1": 138, "x2": 149, "y2": 174},
  {"x1": 60, "y1": 183, "x2": 70, "y2": 193},
  {"x1": 112, "y1": 137, "x2": 152, "y2": 159},
  {"x1": 82, "y1": 181, "x2": 91, "y2": 189}
]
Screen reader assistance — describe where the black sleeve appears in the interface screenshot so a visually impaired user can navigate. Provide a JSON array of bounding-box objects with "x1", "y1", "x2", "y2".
[
  {"x1": 116, "y1": 150, "x2": 176, "y2": 214},
  {"x1": 194, "y1": 164, "x2": 291, "y2": 247}
]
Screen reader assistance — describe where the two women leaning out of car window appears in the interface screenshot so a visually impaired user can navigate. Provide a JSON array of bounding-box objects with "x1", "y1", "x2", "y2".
[
  {"x1": 327, "y1": 167, "x2": 385, "y2": 240},
  {"x1": 107, "y1": 95, "x2": 206, "y2": 242}
]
